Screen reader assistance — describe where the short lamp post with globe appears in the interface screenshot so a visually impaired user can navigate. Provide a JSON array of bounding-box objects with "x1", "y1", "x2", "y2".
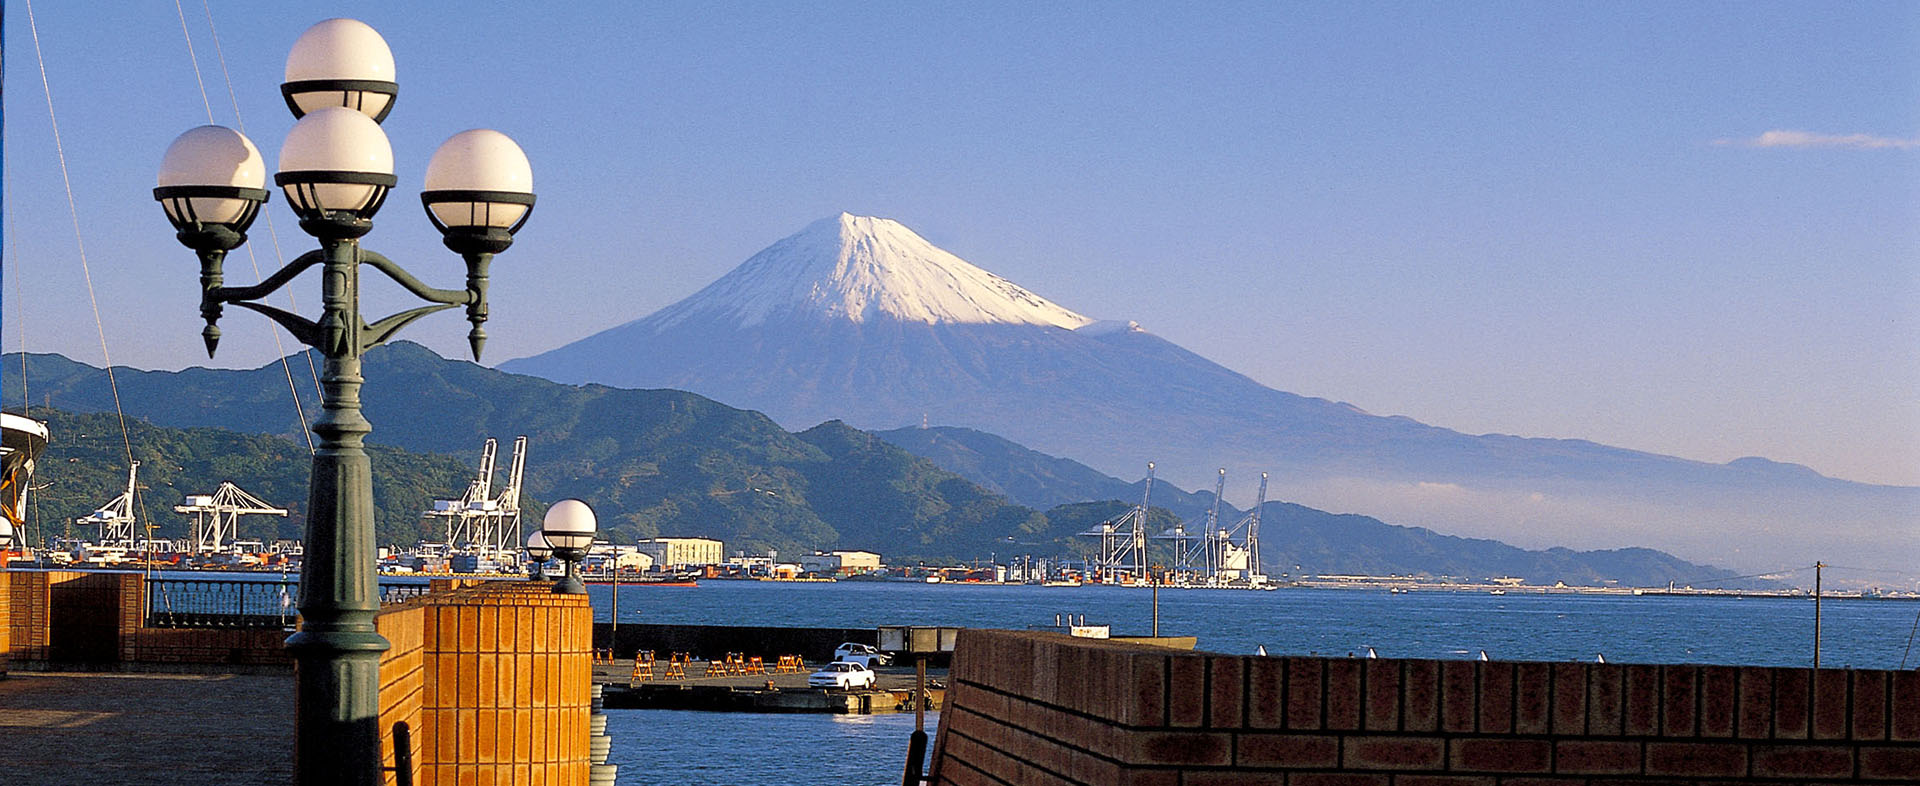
[
  {"x1": 525, "y1": 529, "x2": 554, "y2": 580},
  {"x1": 151, "y1": 19, "x2": 533, "y2": 786},
  {"x1": 541, "y1": 499, "x2": 597, "y2": 595}
]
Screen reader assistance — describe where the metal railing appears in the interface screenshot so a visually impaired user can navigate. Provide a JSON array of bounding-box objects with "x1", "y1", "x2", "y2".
[{"x1": 144, "y1": 576, "x2": 435, "y2": 629}]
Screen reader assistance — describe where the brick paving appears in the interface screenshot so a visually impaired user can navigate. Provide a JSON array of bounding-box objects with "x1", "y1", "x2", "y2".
[{"x1": 0, "y1": 670, "x2": 293, "y2": 786}]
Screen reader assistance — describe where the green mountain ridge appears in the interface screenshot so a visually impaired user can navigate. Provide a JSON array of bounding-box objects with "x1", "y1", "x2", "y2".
[{"x1": 3, "y1": 344, "x2": 1763, "y2": 586}]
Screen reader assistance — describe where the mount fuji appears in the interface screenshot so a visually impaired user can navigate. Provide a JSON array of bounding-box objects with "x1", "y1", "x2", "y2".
[{"x1": 502, "y1": 214, "x2": 1918, "y2": 576}]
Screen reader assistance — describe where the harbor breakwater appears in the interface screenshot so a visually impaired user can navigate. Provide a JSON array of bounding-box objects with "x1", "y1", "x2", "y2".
[{"x1": 593, "y1": 622, "x2": 956, "y2": 667}]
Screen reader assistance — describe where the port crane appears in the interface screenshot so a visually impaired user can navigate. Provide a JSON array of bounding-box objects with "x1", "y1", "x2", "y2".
[
  {"x1": 1156, "y1": 469, "x2": 1272, "y2": 588},
  {"x1": 423, "y1": 437, "x2": 528, "y2": 560},
  {"x1": 77, "y1": 461, "x2": 141, "y2": 550},
  {"x1": 1081, "y1": 462, "x2": 1153, "y2": 583},
  {"x1": 173, "y1": 482, "x2": 288, "y2": 554},
  {"x1": 1206, "y1": 471, "x2": 1269, "y2": 586}
]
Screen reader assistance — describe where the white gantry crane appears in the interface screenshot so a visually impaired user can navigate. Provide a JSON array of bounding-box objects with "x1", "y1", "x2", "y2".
[
  {"x1": 1198, "y1": 468, "x2": 1228, "y2": 581},
  {"x1": 78, "y1": 461, "x2": 141, "y2": 550},
  {"x1": 424, "y1": 437, "x2": 528, "y2": 559},
  {"x1": 1204, "y1": 470, "x2": 1271, "y2": 587},
  {"x1": 1082, "y1": 461, "x2": 1153, "y2": 584},
  {"x1": 174, "y1": 481, "x2": 289, "y2": 554}
]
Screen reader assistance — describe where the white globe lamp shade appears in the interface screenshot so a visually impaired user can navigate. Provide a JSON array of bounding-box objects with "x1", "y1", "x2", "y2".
[
  {"x1": 421, "y1": 129, "x2": 536, "y2": 233},
  {"x1": 275, "y1": 106, "x2": 397, "y2": 218},
  {"x1": 154, "y1": 125, "x2": 269, "y2": 228},
  {"x1": 542, "y1": 499, "x2": 597, "y2": 551},
  {"x1": 282, "y1": 18, "x2": 397, "y2": 122},
  {"x1": 525, "y1": 530, "x2": 553, "y2": 562}
]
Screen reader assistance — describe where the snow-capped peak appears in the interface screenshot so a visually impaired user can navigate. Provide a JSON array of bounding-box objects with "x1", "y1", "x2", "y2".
[
  {"x1": 650, "y1": 213, "x2": 1096, "y2": 330},
  {"x1": 1075, "y1": 319, "x2": 1145, "y2": 336}
]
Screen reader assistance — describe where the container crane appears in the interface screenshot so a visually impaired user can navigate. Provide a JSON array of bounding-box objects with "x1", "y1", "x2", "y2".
[
  {"x1": 1082, "y1": 462, "x2": 1153, "y2": 583},
  {"x1": 77, "y1": 461, "x2": 140, "y2": 550},
  {"x1": 422, "y1": 437, "x2": 528, "y2": 568},
  {"x1": 174, "y1": 482, "x2": 288, "y2": 554}
]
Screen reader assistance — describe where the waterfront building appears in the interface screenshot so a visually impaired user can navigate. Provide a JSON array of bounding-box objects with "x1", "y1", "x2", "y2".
[
  {"x1": 587, "y1": 544, "x2": 653, "y2": 572},
  {"x1": 801, "y1": 549, "x2": 883, "y2": 575},
  {"x1": 634, "y1": 537, "x2": 725, "y2": 568}
]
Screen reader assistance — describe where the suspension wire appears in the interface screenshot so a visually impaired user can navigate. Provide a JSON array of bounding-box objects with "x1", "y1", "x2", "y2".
[
  {"x1": 7, "y1": 207, "x2": 25, "y2": 421},
  {"x1": 24, "y1": 0, "x2": 137, "y2": 475},
  {"x1": 172, "y1": 0, "x2": 214, "y2": 122},
  {"x1": 6, "y1": 207, "x2": 39, "y2": 551},
  {"x1": 1821, "y1": 564, "x2": 1914, "y2": 577},
  {"x1": 195, "y1": 0, "x2": 318, "y2": 451},
  {"x1": 1665, "y1": 565, "x2": 1811, "y2": 589}
]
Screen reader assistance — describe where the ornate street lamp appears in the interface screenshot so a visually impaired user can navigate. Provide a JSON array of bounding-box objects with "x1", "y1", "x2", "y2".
[
  {"x1": 541, "y1": 499, "x2": 597, "y2": 594},
  {"x1": 153, "y1": 18, "x2": 533, "y2": 786}
]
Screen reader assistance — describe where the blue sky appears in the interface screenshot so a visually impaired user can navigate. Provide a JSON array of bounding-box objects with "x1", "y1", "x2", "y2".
[{"x1": 4, "y1": 2, "x2": 1916, "y2": 486}]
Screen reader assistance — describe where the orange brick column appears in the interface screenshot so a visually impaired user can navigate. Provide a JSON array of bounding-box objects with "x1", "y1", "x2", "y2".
[
  {"x1": 401, "y1": 581, "x2": 593, "y2": 786},
  {"x1": 930, "y1": 629, "x2": 1920, "y2": 785}
]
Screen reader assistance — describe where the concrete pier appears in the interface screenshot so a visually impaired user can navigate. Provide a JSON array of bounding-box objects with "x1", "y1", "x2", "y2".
[{"x1": 591, "y1": 659, "x2": 946, "y2": 714}]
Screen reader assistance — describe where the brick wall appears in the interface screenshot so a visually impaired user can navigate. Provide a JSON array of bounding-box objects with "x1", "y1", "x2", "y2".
[
  {"x1": 129, "y1": 627, "x2": 293, "y2": 666},
  {"x1": 378, "y1": 601, "x2": 427, "y2": 786},
  {"x1": 7, "y1": 571, "x2": 50, "y2": 662},
  {"x1": 4, "y1": 571, "x2": 136, "y2": 663},
  {"x1": 4, "y1": 571, "x2": 294, "y2": 668},
  {"x1": 930, "y1": 629, "x2": 1920, "y2": 785},
  {"x1": 0, "y1": 571, "x2": 10, "y2": 676}
]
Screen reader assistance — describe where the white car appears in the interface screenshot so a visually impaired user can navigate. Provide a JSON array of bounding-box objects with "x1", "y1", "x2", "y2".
[
  {"x1": 808, "y1": 661, "x2": 878, "y2": 690},
  {"x1": 832, "y1": 642, "x2": 891, "y2": 666}
]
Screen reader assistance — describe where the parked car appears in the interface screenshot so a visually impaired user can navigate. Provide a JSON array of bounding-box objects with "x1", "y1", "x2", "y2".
[
  {"x1": 832, "y1": 642, "x2": 891, "y2": 666},
  {"x1": 808, "y1": 660, "x2": 878, "y2": 690}
]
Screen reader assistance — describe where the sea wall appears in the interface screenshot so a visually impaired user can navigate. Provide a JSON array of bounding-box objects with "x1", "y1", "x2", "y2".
[{"x1": 930, "y1": 629, "x2": 1920, "y2": 785}]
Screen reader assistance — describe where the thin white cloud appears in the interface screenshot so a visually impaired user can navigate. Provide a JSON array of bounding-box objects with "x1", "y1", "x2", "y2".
[{"x1": 1715, "y1": 130, "x2": 1920, "y2": 149}]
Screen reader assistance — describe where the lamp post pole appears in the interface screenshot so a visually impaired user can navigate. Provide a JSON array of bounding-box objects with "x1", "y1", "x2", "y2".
[
  {"x1": 290, "y1": 233, "x2": 386, "y2": 786},
  {"x1": 154, "y1": 20, "x2": 534, "y2": 785}
]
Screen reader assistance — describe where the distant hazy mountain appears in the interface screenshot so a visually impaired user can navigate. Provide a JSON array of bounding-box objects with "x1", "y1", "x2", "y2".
[
  {"x1": 6, "y1": 346, "x2": 1758, "y2": 586},
  {"x1": 502, "y1": 214, "x2": 1918, "y2": 576},
  {"x1": 876, "y1": 428, "x2": 1767, "y2": 587},
  {"x1": 873, "y1": 425, "x2": 1226, "y2": 520}
]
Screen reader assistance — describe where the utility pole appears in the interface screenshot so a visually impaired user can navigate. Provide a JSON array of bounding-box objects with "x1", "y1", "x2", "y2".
[
  {"x1": 1150, "y1": 565, "x2": 1161, "y2": 637},
  {"x1": 1813, "y1": 561, "x2": 1826, "y2": 669}
]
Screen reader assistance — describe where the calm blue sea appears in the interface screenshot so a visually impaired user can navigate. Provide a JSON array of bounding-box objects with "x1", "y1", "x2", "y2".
[{"x1": 595, "y1": 580, "x2": 1920, "y2": 786}]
